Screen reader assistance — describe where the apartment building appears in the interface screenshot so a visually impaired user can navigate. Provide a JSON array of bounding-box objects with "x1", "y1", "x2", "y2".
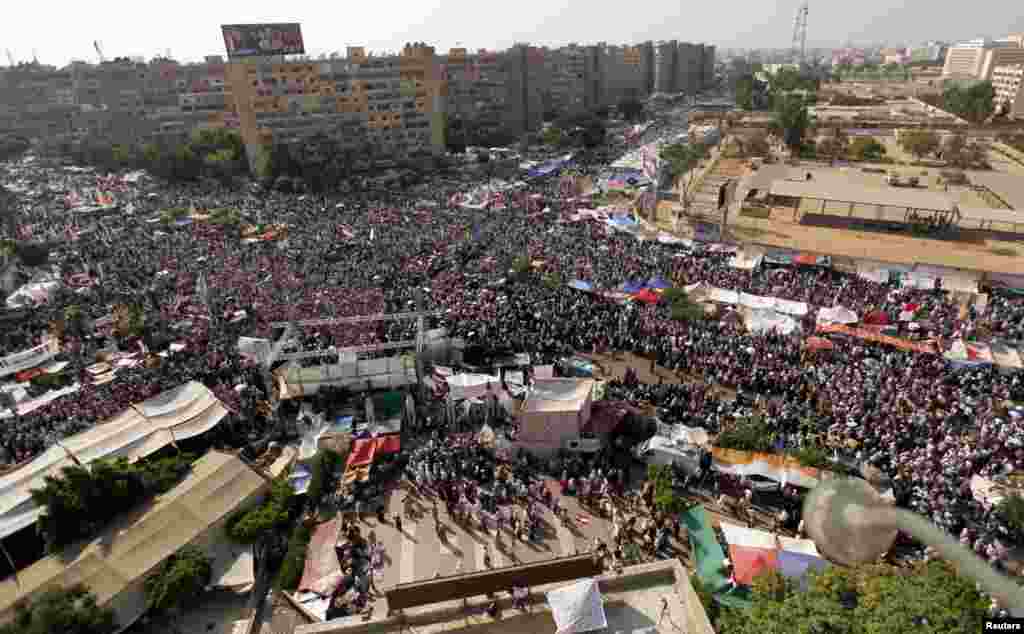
[
  {"x1": 653, "y1": 40, "x2": 678, "y2": 94},
  {"x1": 441, "y1": 48, "x2": 507, "y2": 142},
  {"x1": 992, "y1": 64, "x2": 1024, "y2": 119},
  {"x1": 2, "y1": 36, "x2": 715, "y2": 161},
  {"x1": 943, "y1": 39, "x2": 1024, "y2": 80},
  {"x1": 224, "y1": 43, "x2": 446, "y2": 165},
  {"x1": 594, "y1": 42, "x2": 652, "y2": 106},
  {"x1": 548, "y1": 44, "x2": 588, "y2": 116}
]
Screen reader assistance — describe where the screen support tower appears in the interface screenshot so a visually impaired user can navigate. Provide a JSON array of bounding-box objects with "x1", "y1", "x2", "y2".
[
  {"x1": 791, "y1": 2, "x2": 809, "y2": 67},
  {"x1": 263, "y1": 307, "x2": 444, "y2": 411}
]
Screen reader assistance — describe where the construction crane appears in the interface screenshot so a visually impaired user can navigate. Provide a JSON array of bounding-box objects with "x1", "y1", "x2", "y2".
[
  {"x1": 94, "y1": 41, "x2": 105, "y2": 64},
  {"x1": 791, "y1": 2, "x2": 809, "y2": 67},
  {"x1": 4, "y1": 50, "x2": 14, "y2": 68}
]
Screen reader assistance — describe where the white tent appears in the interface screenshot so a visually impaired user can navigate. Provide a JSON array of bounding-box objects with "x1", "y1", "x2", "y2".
[
  {"x1": 816, "y1": 305, "x2": 859, "y2": 325},
  {"x1": 517, "y1": 379, "x2": 594, "y2": 453},
  {"x1": 0, "y1": 382, "x2": 228, "y2": 538},
  {"x1": 546, "y1": 578, "x2": 607, "y2": 634},
  {"x1": 445, "y1": 373, "x2": 502, "y2": 400}
]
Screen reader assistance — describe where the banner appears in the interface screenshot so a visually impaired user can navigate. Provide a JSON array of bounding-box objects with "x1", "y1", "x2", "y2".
[
  {"x1": 815, "y1": 322, "x2": 937, "y2": 354},
  {"x1": 712, "y1": 447, "x2": 828, "y2": 489},
  {"x1": 0, "y1": 338, "x2": 60, "y2": 379},
  {"x1": 221, "y1": 23, "x2": 305, "y2": 58}
]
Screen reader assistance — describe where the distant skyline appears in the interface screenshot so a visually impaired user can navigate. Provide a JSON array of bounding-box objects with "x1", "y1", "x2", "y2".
[{"x1": 6, "y1": 0, "x2": 1024, "y2": 66}]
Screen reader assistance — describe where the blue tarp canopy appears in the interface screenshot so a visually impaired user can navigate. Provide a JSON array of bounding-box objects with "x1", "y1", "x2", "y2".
[
  {"x1": 647, "y1": 276, "x2": 671, "y2": 290},
  {"x1": 568, "y1": 279, "x2": 594, "y2": 292},
  {"x1": 607, "y1": 215, "x2": 637, "y2": 227},
  {"x1": 621, "y1": 280, "x2": 646, "y2": 294}
]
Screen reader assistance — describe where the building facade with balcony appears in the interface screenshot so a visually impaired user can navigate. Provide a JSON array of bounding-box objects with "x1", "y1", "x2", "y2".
[
  {"x1": 224, "y1": 43, "x2": 446, "y2": 166},
  {"x1": 992, "y1": 64, "x2": 1024, "y2": 119}
]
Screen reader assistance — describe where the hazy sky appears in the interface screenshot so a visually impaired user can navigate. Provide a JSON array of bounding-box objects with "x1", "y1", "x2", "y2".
[{"x1": 8, "y1": 0, "x2": 1024, "y2": 65}]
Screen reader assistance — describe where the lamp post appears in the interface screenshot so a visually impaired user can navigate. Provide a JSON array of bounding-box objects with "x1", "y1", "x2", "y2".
[{"x1": 803, "y1": 478, "x2": 1024, "y2": 612}]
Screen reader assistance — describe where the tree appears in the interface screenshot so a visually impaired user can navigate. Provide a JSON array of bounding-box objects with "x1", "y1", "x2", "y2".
[
  {"x1": 661, "y1": 138, "x2": 708, "y2": 220},
  {"x1": 617, "y1": 97, "x2": 644, "y2": 122},
  {"x1": 816, "y1": 128, "x2": 849, "y2": 163},
  {"x1": 718, "y1": 560, "x2": 988, "y2": 634},
  {"x1": 647, "y1": 464, "x2": 687, "y2": 515},
  {"x1": 849, "y1": 137, "x2": 887, "y2": 161},
  {"x1": 943, "y1": 134, "x2": 988, "y2": 169},
  {"x1": 998, "y1": 494, "x2": 1024, "y2": 541},
  {"x1": 735, "y1": 76, "x2": 755, "y2": 110},
  {"x1": 898, "y1": 130, "x2": 940, "y2": 160},
  {"x1": 14, "y1": 242, "x2": 50, "y2": 267},
  {"x1": 0, "y1": 585, "x2": 117, "y2": 634},
  {"x1": 31, "y1": 454, "x2": 194, "y2": 552},
  {"x1": 541, "y1": 126, "x2": 564, "y2": 147},
  {"x1": 144, "y1": 546, "x2": 212, "y2": 614},
  {"x1": 225, "y1": 477, "x2": 294, "y2": 544},
  {"x1": 662, "y1": 287, "x2": 705, "y2": 323},
  {"x1": 773, "y1": 94, "x2": 810, "y2": 156},
  {"x1": 942, "y1": 81, "x2": 996, "y2": 123},
  {"x1": 111, "y1": 144, "x2": 132, "y2": 165}
]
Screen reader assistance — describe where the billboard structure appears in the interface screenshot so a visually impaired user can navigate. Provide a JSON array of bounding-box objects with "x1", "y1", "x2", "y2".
[{"x1": 221, "y1": 23, "x2": 305, "y2": 58}]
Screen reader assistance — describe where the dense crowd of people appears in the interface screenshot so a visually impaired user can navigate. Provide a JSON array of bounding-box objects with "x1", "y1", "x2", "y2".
[{"x1": 2, "y1": 112, "x2": 1024, "y2": 579}]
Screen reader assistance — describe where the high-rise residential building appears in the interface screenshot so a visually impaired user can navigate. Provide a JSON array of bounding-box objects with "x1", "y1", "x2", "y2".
[
  {"x1": 992, "y1": 64, "x2": 1024, "y2": 119},
  {"x1": 653, "y1": 40, "x2": 678, "y2": 94},
  {"x1": 441, "y1": 48, "x2": 508, "y2": 143},
  {"x1": 2, "y1": 35, "x2": 716, "y2": 161},
  {"x1": 943, "y1": 38, "x2": 1024, "y2": 80},
  {"x1": 548, "y1": 44, "x2": 588, "y2": 116},
  {"x1": 224, "y1": 43, "x2": 447, "y2": 165}
]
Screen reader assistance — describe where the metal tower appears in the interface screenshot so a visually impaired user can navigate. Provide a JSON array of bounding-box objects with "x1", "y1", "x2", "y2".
[{"x1": 791, "y1": 2, "x2": 809, "y2": 66}]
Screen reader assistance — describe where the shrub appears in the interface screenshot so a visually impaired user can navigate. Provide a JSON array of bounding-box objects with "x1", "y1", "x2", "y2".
[
  {"x1": 226, "y1": 477, "x2": 294, "y2": 544},
  {"x1": 0, "y1": 585, "x2": 117, "y2": 634},
  {"x1": 305, "y1": 449, "x2": 343, "y2": 510},
  {"x1": 715, "y1": 416, "x2": 776, "y2": 453},
  {"x1": 144, "y1": 545, "x2": 212, "y2": 613},
  {"x1": 789, "y1": 444, "x2": 832, "y2": 470}
]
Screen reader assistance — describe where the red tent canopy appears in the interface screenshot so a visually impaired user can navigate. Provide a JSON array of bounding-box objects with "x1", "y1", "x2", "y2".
[
  {"x1": 346, "y1": 438, "x2": 376, "y2": 468},
  {"x1": 374, "y1": 434, "x2": 401, "y2": 456},
  {"x1": 804, "y1": 336, "x2": 835, "y2": 351},
  {"x1": 632, "y1": 288, "x2": 661, "y2": 304}
]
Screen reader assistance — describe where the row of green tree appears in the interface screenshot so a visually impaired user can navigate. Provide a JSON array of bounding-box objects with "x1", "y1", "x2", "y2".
[
  {"x1": 712, "y1": 561, "x2": 990, "y2": 633},
  {"x1": 897, "y1": 129, "x2": 990, "y2": 167},
  {"x1": 63, "y1": 128, "x2": 247, "y2": 184},
  {"x1": 32, "y1": 453, "x2": 197, "y2": 552}
]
